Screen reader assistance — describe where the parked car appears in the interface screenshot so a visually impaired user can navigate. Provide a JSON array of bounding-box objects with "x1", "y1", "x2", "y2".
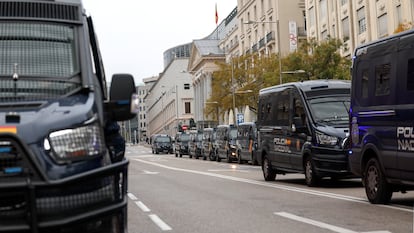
[
  {"x1": 257, "y1": 80, "x2": 352, "y2": 186},
  {"x1": 202, "y1": 128, "x2": 216, "y2": 161},
  {"x1": 349, "y1": 29, "x2": 414, "y2": 204},
  {"x1": 175, "y1": 132, "x2": 191, "y2": 158},
  {"x1": 189, "y1": 131, "x2": 203, "y2": 159},
  {"x1": 236, "y1": 122, "x2": 259, "y2": 165},
  {"x1": 152, "y1": 134, "x2": 173, "y2": 154},
  {"x1": 215, "y1": 124, "x2": 238, "y2": 162}
]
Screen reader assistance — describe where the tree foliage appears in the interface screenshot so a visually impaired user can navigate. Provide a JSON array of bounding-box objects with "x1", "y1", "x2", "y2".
[{"x1": 205, "y1": 38, "x2": 351, "y2": 120}]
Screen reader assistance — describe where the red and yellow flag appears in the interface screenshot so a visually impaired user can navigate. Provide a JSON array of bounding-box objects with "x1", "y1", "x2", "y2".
[{"x1": 215, "y1": 3, "x2": 218, "y2": 25}]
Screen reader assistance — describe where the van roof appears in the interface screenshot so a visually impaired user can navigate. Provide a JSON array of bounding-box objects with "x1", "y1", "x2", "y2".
[
  {"x1": 354, "y1": 28, "x2": 414, "y2": 56},
  {"x1": 259, "y1": 79, "x2": 350, "y2": 95}
]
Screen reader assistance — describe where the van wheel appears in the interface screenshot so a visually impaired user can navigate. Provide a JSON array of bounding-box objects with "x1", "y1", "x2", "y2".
[
  {"x1": 251, "y1": 153, "x2": 258, "y2": 166},
  {"x1": 262, "y1": 156, "x2": 276, "y2": 181},
  {"x1": 216, "y1": 151, "x2": 221, "y2": 162},
  {"x1": 226, "y1": 152, "x2": 232, "y2": 163},
  {"x1": 364, "y1": 158, "x2": 393, "y2": 204},
  {"x1": 237, "y1": 151, "x2": 242, "y2": 164},
  {"x1": 304, "y1": 157, "x2": 319, "y2": 187},
  {"x1": 209, "y1": 152, "x2": 215, "y2": 161}
]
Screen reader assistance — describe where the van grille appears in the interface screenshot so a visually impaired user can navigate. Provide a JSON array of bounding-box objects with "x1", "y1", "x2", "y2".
[
  {"x1": 0, "y1": 137, "x2": 37, "y2": 178},
  {"x1": 0, "y1": 1, "x2": 81, "y2": 22}
]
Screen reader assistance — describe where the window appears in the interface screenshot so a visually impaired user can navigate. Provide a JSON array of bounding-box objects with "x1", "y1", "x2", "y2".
[
  {"x1": 276, "y1": 89, "x2": 290, "y2": 126},
  {"x1": 184, "y1": 83, "x2": 190, "y2": 90},
  {"x1": 0, "y1": 23, "x2": 77, "y2": 77},
  {"x1": 342, "y1": 17, "x2": 350, "y2": 41},
  {"x1": 185, "y1": 102, "x2": 191, "y2": 114},
  {"x1": 309, "y1": 7, "x2": 315, "y2": 27},
  {"x1": 341, "y1": 0, "x2": 348, "y2": 6},
  {"x1": 407, "y1": 59, "x2": 414, "y2": 90},
  {"x1": 361, "y1": 69, "x2": 369, "y2": 98},
  {"x1": 319, "y1": 0, "x2": 327, "y2": 21},
  {"x1": 321, "y1": 30, "x2": 328, "y2": 40},
  {"x1": 396, "y1": 4, "x2": 402, "y2": 26},
  {"x1": 357, "y1": 7, "x2": 366, "y2": 34},
  {"x1": 375, "y1": 64, "x2": 391, "y2": 96},
  {"x1": 378, "y1": 14, "x2": 388, "y2": 38}
]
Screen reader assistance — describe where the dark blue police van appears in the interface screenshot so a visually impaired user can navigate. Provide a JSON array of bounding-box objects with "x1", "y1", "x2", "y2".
[
  {"x1": 0, "y1": 0, "x2": 137, "y2": 232},
  {"x1": 350, "y1": 29, "x2": 414, "y2": 204},
  {"x1": 257, "y1": 80, "x2": 351, "y2": 186}
]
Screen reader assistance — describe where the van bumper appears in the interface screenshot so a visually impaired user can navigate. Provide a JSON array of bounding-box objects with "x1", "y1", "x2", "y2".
[
  {"x1": 0, "y1": 138, "x2": 128, "y2": 233},
  {"x1": 311, "y1": 147, "x2": 353, "y2": 178}
]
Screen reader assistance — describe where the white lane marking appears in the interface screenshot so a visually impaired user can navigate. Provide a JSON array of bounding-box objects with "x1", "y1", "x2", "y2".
[
  {"x1": 133, "y1": 158, "x2": 413, "y2": 213},
  {"x1": 127, "y1": 193, "x2": 138, "y2": 201},
  {"x1": 275, "y1": 212, "x2": 391, "y2": 233},
  {"x1": 142, "y1": 170, "x2": 159, "y2": 175},
  {"x1": 149, "y1": 214, "x2": 172, "y2": 231},
  {"x1": 207, "y1": 169, "x2": 249, "y2": 173},
  {"x1": 135, "y1": 201, "x2": 151, "y2": 212}
]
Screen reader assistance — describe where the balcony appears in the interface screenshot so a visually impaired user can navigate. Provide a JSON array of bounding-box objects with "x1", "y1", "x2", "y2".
[{"x1": 266, "y1": 31, "x2": 275, "y2": 43}]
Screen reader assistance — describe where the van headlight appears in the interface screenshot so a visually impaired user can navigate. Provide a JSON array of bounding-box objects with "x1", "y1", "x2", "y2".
[
  {"x1": 44, "y1": 123, "x2": 106, "y2": 163},
  {"x1": 315, "y1": 131, "x2": 338, "y2": 146}
]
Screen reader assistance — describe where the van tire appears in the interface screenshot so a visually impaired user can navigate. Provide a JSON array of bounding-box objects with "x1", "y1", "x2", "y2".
[
  {"x1": 364, "y1": 158, "x2": 393, "y2": 204},
  {"x1": 216, "y1": 152, "x2": 221, "y2": 162},
  {"x1": 305, "y1": 156, "x2": 319, "y2": 187},
  {"x1": 237, "y1": 151, "x2": 242, "y2": 164},
  {"x1": 251, "y1": 153, "x2": 258, "y2": 166},
  {"x1": 226, "y1": 151, "x2": 232, "y2": 163},
  {"x1": 262, "y1": 156, "x2": 276, "y2": 181}
]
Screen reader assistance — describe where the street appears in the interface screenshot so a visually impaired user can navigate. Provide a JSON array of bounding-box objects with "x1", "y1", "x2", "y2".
[{"x1": 126, "y1": 144, "x2": 414, "y2": 233}]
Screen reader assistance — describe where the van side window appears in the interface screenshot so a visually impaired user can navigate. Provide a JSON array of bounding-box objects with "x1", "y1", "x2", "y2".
[
  {"x1": 407, "y1": 58, "x2": 414, "y2": 90},
  {"x1": 293, "y1": 98, "x2": 306, "y2": 126},
  {"x1": 375, "y1": 63, "x2": 391, "y2": 96},
  {"x1": 276, "y1": 89, "x2": 290, "y2": 126},
  {"x1": 361, "y1": 69, "x2": 369, "y2": 98}
]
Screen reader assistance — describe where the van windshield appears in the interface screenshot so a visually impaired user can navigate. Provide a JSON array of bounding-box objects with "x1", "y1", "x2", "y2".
[
  {"x1": 0, "y1": 22, "x2": 81, "y2": 101},
  {"x1": 180, "y1": 134, "x2": 191, "y2": 141},
  {"x1": 155, "y1": 137, "x2": 171, "y2": 143},
  {"x1": 230, "y1": 128, "x2": 238, "y2": 139},
  {"x1": 309, "y1": 96, "x2": 350, "y2": 125}
]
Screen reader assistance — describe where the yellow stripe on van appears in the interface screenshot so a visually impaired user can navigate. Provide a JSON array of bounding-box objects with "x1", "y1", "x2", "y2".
[{"x1": 0, "y1": 126, "x2": 17, "y2": 134}]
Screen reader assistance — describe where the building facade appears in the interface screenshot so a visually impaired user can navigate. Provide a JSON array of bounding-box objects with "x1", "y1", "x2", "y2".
[
  {"x1": 306, "y1": 0, "x2": 414, "y2": 58},
  {"x1": 146, "y1": 57, "x2": 193, "y2": 138},
  {"x1": 236, "y1": 0, "x2": 307, "y2": 58}
]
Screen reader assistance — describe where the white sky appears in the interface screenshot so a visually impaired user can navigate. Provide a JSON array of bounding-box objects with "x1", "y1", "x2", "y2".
[{"x1": 82, "y1": 1, "x2": 237, "y2": 85}]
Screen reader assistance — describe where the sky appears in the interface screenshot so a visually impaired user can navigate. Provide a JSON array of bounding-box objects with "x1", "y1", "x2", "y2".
[{"x1": 82, "y1": 1, "x2": 237, "y2": 85}]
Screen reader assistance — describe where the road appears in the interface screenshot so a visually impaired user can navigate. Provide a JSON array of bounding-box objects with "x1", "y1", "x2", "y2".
[{"x1": 126, "y1": 144, "x2": 414, "y2": 233}]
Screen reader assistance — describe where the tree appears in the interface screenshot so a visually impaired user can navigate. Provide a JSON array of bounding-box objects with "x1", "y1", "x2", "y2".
[
  {"x1": 283, "y1": 38, "x2": 351, "y2": 80},
  {"x1": 206, "y1": 38, "x2": 351, "y2": 120}
]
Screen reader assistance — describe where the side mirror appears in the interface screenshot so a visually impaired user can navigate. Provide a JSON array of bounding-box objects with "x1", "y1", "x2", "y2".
[{"x1": 106, "y1": 74, "x2": 137, "y2": 121}]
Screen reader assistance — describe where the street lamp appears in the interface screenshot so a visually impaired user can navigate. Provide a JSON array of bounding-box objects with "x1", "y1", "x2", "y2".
[
  {"x1": 244, "y1": 20, "x2": 283, "y2": 84},
  {"x1": 281, "y1": 69, "x2": 310, "y2": 81}
]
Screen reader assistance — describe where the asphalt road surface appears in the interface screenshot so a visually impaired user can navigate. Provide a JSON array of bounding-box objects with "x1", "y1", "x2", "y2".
[{"x1": 126, "y1": 144, "x2": 414, "y2": 233}]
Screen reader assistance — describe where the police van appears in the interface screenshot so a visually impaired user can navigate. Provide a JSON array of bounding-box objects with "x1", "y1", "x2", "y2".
[
  {"x1": 0, "y1": 0, "x2": 136, "y2": 232},
  {"x1": 257, "y1": 80, "x2": 351, "y2": 186},
  {"x1": 349, "y1": 29, "x2": 414, "y2": 204}
]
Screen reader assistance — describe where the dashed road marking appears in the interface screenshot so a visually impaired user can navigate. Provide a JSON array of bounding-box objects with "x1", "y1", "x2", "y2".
[
  {"x1": 275, "y1": 212, "x2": 391, "y2": 233},
  {"x1": 149, "y1": 214, "x2": 172, "y2": 231},
  {"x1": 128, "y1": 193, "x2": 172, "y2": 231}
]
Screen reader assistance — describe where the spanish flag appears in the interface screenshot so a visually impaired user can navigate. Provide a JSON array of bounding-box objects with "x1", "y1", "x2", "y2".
[{"x1": 215, "y1": 3, "x2": 218, "y2": 25}]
